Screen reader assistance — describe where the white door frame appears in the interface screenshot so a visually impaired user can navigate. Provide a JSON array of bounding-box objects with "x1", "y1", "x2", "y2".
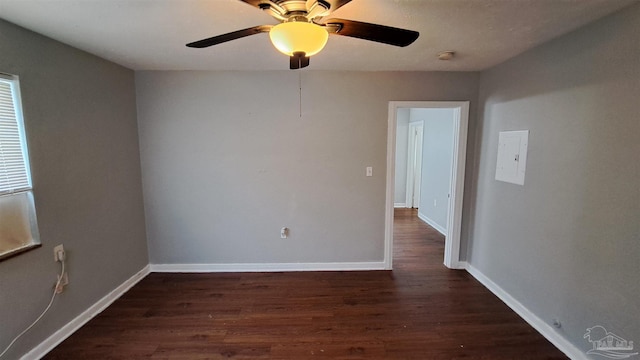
[
  {"x1": 385, "y1": 101, "x2": 469, "y2": 269},
  {"x1": 405, "y1": 121, "x2": 423, "y2": 208}
]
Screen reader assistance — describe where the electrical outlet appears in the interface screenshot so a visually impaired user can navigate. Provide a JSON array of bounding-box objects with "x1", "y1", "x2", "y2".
[
  {"x1": 53, "y1": 244, "x2": 68, "y2": 293},
  {"x1": 53, "y1": 244, "x2": 65, "y2": 262},
  {"x1": 433, "y1": 199, "x2": 437, "y2": 207}
]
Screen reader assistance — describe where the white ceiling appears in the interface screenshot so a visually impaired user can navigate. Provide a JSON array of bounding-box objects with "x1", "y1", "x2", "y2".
[{"x1": 0, "y1": 0, "x2": 636, "y2": 71}]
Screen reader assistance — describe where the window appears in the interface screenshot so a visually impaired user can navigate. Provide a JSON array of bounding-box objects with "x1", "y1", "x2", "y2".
[{"x1": 0, "y1": 73, "x2": 40, "y2": 261}]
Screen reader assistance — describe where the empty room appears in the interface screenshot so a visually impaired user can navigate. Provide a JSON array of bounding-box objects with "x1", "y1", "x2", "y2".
[{"x1": 0, "y1": 0, "x2": 638, "y2": 359}]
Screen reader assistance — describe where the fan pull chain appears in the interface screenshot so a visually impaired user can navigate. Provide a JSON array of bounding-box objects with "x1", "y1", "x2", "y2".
[{"x1": 299, "y1": 71, "x2": 302, "y2": 118}]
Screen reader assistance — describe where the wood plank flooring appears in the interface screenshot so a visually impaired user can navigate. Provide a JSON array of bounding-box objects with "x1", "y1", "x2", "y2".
[{"x1": 44, "y1": 209, "x2": 567, "y2": 359}]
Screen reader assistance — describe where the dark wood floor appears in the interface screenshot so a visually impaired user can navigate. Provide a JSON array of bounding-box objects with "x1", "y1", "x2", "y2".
[{"x1": 44, "y1": 209, "x2": 567, "y2": 359}]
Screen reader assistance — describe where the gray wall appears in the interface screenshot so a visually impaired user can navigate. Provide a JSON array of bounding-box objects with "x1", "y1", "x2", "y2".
[
  {"x1": 412, "y1": 108, "x2": 455, "y2": 231},
  {"x1": 394, "y1": 108, "x2": 410, "y2": 205},
  {"x1": 136, "y1": 71, "x2": 479, "y2": 264},
  {"x1": 469, "y1": 3, "x2": 640, "y2": 353},
  {"x1": 2, "y1": 1, "x2": 638, "y2": 356},
  {"x1": 0, "y1": 19, "x2": 148, "y2": 358}
]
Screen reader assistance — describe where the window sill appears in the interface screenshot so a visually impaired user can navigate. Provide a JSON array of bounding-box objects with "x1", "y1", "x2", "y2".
[{"x1": 0, "y1": 243, "x2": 41, "y2": 262}]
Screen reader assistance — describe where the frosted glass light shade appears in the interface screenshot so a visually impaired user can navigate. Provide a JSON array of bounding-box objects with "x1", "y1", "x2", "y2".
[{"x1": 269, "y1": 22, "x2": 329, "y2": 57}]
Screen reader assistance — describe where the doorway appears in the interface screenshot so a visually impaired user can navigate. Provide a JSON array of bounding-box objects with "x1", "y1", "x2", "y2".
[{"x1": 384, "y1": 101, "x2": 469, "y2": 270}]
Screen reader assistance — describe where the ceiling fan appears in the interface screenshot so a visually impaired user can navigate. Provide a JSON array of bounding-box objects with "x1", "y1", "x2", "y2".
[{"x1": 186, "y1": 0, "x2": 419, "y2": 69}]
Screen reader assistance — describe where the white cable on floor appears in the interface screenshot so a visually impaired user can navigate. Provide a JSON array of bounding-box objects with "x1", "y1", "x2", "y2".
[{"x1": 0, "y1": 260, "x2": 65, "y2": 359}]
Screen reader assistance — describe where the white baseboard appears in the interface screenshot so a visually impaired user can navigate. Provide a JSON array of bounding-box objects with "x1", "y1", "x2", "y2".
[
  {"x1": 150, "y1": 261, "x2": 386, "y2": 273},
  {"x1": 22, "y1": 265, "x2": 150, "y2": 360},
  {"x1": 394, "y1": 203, "x2": 407, "y2": 208},
  {"x1": 453, "y1": 260, "x2": 468, "y2": 270},
  {"x1": 417, "y1": 211, "x2": 447, "y2": 236},
  {"x1": 464, "y1": 263, "x2": 586, "y2": 360}
]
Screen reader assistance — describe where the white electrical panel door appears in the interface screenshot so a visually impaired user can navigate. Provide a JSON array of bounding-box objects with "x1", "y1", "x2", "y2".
[{"x1": 495, "y1": 130, "x2": 529, "y2": 185}]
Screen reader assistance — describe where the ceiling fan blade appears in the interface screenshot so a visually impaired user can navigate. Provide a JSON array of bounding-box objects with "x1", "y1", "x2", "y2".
[
  {"x1": 323, "y1": 18, "x2": 419, "y2": 47},
  {"x1": 186, "y1": 25, "x2": 272, "y2": 48}
]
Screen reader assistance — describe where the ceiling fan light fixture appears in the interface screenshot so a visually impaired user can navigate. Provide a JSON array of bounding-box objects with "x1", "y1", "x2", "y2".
[{"x1": 269, "y1": 21, "x2": 329, "y2": 57}]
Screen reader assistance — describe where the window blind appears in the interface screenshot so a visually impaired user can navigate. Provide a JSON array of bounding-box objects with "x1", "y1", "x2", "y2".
[{"x1": 0, "y1": 77, "x2": 31, "y2": 195}]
